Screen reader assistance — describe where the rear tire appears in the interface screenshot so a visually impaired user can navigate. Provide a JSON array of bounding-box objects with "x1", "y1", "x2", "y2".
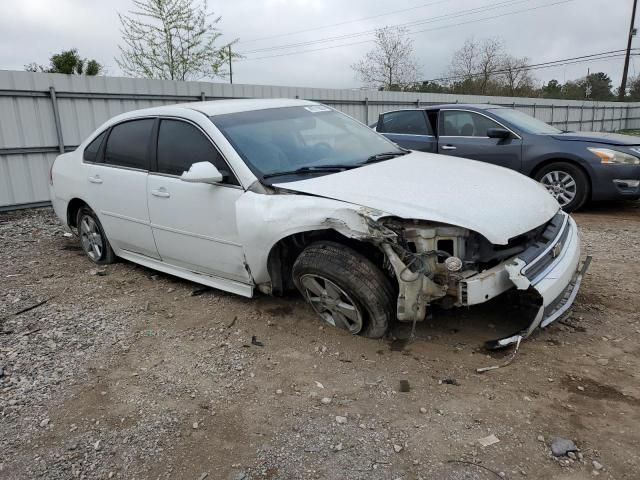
[
  {"x1": 292, "y1": 241, "x2": 395, "y2": 338},
  {"x1": 534, "y1": 162, "x2": 589, "y2": 212},
  {"x1": 76, "y1": 206, "x2": 116, "y2": 265}
]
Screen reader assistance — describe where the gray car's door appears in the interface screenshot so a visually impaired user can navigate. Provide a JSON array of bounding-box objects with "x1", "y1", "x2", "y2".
[
  {"x1": 437, "y1": 109, "x2": 523, "y2": 171},
  {"x1": 377, "y1": 110, "x2": 436, "y2": 152}
]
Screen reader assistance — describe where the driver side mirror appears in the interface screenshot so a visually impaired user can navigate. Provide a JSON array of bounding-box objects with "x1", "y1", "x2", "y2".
[
  {"x1": 487, "y1": 128, "x2": 512, "y2": 139},
  {"x1": 180, "y1": 161, "x2": 223, "y2": 184}
]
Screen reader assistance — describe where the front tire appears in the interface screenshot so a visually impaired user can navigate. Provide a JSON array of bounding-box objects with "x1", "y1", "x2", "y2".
[
  {"x1": 76, "y1": 206, "x2": 116, "y2": 265},
  {"x1": 534, "y1": 162, "x2": 589, "y2": 212},
  {"x1": 292, "y1": 241, "x2": 395, "y2": 338}
]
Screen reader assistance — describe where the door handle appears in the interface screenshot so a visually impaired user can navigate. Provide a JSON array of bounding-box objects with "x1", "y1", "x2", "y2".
[
  {"x1": 88, "y1": 175, "x2": 103, "y2": 184},
  {"x1": 151, "y1": 189, "x2": 170, "y2": 198},
  {"x1": 441, "y1": 145, "x2": 457, "y2": 151}
]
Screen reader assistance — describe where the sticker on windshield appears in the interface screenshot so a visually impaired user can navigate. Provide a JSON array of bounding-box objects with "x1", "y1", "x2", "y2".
[{"x1": 304, "y1": 105, "x2": 331, "y2": 113}]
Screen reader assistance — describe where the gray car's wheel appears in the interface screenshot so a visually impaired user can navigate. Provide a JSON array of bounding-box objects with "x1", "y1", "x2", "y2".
[
  {"x1": 534, "y1": 162, "x2": 589, "y2": 212},
  {"x1": 292, "y1": 241, "x2": 395, "y2": 338},
  {"x1": 76, "y1": 206, "x2": 116, "y2": 265}
]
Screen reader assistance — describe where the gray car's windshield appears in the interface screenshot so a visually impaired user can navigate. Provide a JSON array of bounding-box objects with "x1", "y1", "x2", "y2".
[
  {"x1": 210, "y1": 106, "x2": 404, "y2": 181},
  {"x1": 489, "y1": 108, "x2": 562, "y2": 135}
]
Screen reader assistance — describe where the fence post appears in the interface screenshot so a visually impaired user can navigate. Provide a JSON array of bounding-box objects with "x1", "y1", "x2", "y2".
[
  {"x1": 591, "y1": 106, "x2": 595, "y2": 130},
  {"x1": 625, "y1": 104, "x2": 631, "y2": 130},
  {"x1": 200, "y1": 91, "x2": 206, "y2": 101},
  {"x1": 365, "y1": 97, "x2": 369, "y2": 125},
  {"x1": 565, "y1": 105, "x2": 570, "y2": 131},
  {"x1": 579, "y1": 105, "x2": 584, "y2": 131},
  {"x1": 533, "y1": 103, "x2": 536, "y2": 118},
  {"x1": 49, "y1": 87, "x2": 65, "y2": 154},
  {"x1": 601, "y1": 107, "x2": 606, "y2": 131},
  {"x1": 550, "y1": 104, "x2": 554, "y2": 126},
  {"x1": 416, "y1": 98, "x2": 421, "y2": 109}
]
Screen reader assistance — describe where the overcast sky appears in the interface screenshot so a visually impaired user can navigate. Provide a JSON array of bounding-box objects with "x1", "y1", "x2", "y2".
[{"x1": 0, "y1": 0, "x2": 637, "y2": 89}]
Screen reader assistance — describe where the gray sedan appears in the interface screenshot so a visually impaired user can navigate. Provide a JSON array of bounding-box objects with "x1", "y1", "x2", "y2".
[{"x1": 374, "y1": 104, "x2": 640, "y2": 211}]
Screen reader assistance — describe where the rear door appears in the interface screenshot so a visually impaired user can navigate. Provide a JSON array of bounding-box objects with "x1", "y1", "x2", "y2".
[
  {"x1": 147, "y1": 118, "x2": 251, "y2": 283},
  {"x1": 85, "y1": 118, "x2": 160, "y2": 259},
  {"x1": 376, "y1": 110, "x2": 436, "y2": 152},
  {"x1": 438, "y1": 109, "x2": 523, "y2": 171}
]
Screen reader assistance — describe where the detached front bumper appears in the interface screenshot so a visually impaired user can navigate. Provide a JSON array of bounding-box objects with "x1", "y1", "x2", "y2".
[{"x1": 462, "y1": 213, "x2": 590, "y2": 349}]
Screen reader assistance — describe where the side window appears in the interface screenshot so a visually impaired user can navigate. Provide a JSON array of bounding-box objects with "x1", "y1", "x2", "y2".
[
  {"x1": 440, "y1": 111, "x2": 501, "y2": 137},
  {"x1": 83, "y1": 131, "x2": 107, "y2": 162},
  {"x1": 104, "y1": 119, "x2": 154, "y2": 169},
  {"x1": 156, "y1": 119, "x2": 239, "y2": 185},
  {"x1": 379, "y1": 111, "x2": 431, "y2": 135}
]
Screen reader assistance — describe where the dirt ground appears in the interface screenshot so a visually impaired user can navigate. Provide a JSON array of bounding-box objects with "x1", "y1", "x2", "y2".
[{"x1": 1, "y1": 202, "x2": 639, "y2": 480}]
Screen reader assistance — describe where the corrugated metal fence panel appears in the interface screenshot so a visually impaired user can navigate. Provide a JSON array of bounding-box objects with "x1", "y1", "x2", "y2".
[{"x1": 3, "y1": 69, "x2": 640, "y2": 209}]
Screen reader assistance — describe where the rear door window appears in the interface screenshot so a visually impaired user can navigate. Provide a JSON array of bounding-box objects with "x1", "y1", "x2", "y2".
[
  {"x1": 379, "y1": 111, "x2": 432, "y2": 135},
  {"x1": 83, "y1": 131, "x2": 107, "y2": 162},
  {"x1": 103, "y1": 119, "x2": 154, "y2": 170},
  {"x1": 156, "y1": 119, "x2": 239, "y2": 185}
]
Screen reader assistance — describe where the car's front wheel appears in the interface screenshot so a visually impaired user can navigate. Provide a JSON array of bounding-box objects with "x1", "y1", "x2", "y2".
[
  {"x1": 534, "y1": 162, "x2": 589, "y2": 212},
  {"x1": 76, "y1": 206, "x2": 116, "y2": 265},
  {"x1": 292, "y1": 241, "x2": 395, "y2": 338}
]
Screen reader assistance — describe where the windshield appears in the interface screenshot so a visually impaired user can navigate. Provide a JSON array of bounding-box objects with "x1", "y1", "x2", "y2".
[
  {"x1": 210, "y1": 105, "x2": 403, "y2": 181},
  {"x1": 489, "y1": 108, "x2": 562, "y2": 135}
]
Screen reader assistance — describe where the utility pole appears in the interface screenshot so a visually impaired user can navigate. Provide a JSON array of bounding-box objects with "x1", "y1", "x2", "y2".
[
  {"x1": 228, "y1": 45, "x2": 233, "y2": 84},
  {"x1": 619, "y1": 0, "x2": 638, "y2": 100}
]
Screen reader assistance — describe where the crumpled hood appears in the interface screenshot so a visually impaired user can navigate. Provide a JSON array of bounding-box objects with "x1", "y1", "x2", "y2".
[
  {"x1": 274, "y1": 151, "x2": 559, "y2": 245},
  {"x1": 551, "y1": 131, "x2": 640, "y2": 146}
]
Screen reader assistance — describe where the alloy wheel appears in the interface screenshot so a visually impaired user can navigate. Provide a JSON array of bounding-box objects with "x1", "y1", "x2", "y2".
[
  {"x1": 79, "y1": 215, "x2": 104, "y2": 261},
  {"x1": 300, "y1": 274, "x2": 363, "y2": 333},
  {"x1": 540, "y1": 170, "x2": 577, "y2": 207}
]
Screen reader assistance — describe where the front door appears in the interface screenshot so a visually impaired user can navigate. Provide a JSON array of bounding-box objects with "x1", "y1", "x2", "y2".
[
  {"x1": 438, "y1": 109, "x2": 523, "y2": 171},
  {"x1": 147, "y1": 118, "x2": 251, "y2": 283}
]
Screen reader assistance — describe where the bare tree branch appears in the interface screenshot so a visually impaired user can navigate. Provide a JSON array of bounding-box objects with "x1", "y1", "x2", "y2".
[{"x1": 351, "y1": 27, "x2": 420, "y2": 90}]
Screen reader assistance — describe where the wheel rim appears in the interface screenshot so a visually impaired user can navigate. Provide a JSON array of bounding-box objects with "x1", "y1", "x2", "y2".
[
  {"x1": 300, "y1": 274, "x2": 363, "y2": 334},
  {"x1": 79, "y1": 215, "x2": 104, "y2": 261},
  {"x1": 540, "y1": 170, "x2": 577, "y2": 207}
]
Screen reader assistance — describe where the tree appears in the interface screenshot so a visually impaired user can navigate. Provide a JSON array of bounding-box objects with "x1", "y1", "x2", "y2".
[
  {"x1": 584, "y1": 72, "x2": 613, "y2": 100},
  {"x1": 541, "y1": 79, "x2": 563, "y2": 98},
  {"x1": 628, "y1": 74, "x2": 640, "y2": 100},
  {"x1": 24, "y1": 49, "x2": 102, "y2": 75},
  {"x1": 351, "y1": 27, "x2": 419, "y2": 90},
  {"x1": 449, "y1": 37, "x2": 505, "y2": 95},
  {"x1": 500, "y1": 55, "x2": 536, "y2": 96},
  {"x1": 116, "y1": 0, "x2": 236, "y2": 80}
]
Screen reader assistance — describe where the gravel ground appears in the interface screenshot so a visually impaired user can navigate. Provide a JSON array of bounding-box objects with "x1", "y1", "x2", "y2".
[{"x1": 1, "y1": 203, "x2": 639, "y2": 479}]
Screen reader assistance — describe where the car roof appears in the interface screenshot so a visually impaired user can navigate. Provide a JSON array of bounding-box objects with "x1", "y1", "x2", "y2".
[
  {"x1": 423, "y1": 103, "x2": 507, "y2": 111},
  {"x1": 109, "y1": 98, "x2": 318, "y2": 123}
]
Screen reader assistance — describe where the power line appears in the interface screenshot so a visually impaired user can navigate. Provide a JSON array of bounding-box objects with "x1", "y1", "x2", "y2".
[
  {"x1": 423, "y1": 49, "x2": 639, "y2": 83},
  {"x1": 240, "y1": 0, "x2": 574, "y2": 61},
  {"x1": 239, "y1": 0, "x2": 529, "y2": 55},
  {"x1": 237, "y1": 0, "x2": 454, "y2": 45}
]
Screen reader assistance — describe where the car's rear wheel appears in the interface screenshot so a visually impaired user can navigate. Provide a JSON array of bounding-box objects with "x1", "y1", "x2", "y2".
[
  {"x1": 292, "y1": 241, "x2": 395, "y2": 338},
  {"x1": 76, "y1": 206, "x2": 116, "y2": 265},
  {"x1": 534, "y1": 162, "x2": 589, "y2": 212}
]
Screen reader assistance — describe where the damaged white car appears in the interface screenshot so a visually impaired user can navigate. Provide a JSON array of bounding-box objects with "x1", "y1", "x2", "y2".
[{"x1": 50, "y1": 99, "x2": 590, "y2": 348}]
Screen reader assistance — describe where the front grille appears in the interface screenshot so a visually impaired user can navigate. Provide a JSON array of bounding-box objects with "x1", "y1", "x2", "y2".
[{"x1": 520, "y1": 212, "x2": 570, "y2": 282}]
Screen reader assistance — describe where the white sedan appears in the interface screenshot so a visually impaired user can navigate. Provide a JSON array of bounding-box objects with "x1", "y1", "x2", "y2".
[{"x1": 49, "y1": 99, "x2": 590, "y2": 348}]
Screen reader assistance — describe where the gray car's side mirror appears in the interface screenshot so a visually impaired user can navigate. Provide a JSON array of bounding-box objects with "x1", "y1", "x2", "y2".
[
  {"x1": 180, "y1": 161, "x2": 223, "y2": 184},
  {"x1": 487, "y1": 128, "x2": 512, "y2": 139}
]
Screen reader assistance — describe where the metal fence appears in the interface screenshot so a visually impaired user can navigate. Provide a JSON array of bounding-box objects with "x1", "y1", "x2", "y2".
[{"x1": 2, "y1": 69, "x2": 640, "y2": 210}]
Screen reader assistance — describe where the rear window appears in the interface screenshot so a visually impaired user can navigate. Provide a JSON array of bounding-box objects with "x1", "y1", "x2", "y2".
[
  {"x1": 103, "y1": 119, "x2": 154, "y2": 170},
  {"x1": 379, "y1": 110, "x2": 432, "y2": 135},
  {"x1": 83, "y1": 131, "x2": 106, "y2": 162}
]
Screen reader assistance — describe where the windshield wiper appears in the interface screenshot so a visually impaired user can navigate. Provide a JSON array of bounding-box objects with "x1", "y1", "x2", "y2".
[
  {"x1": 262, "y1": 164, "x2": 356, "y2": 179},
  {"x1": 362, "y1": 150, "x2": 409, "y2": 164}
]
